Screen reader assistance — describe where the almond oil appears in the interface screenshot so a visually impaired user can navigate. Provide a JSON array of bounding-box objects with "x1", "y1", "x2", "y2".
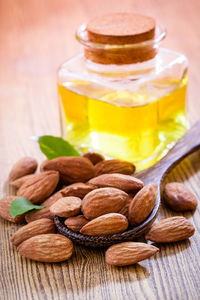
[
  {"x1": 58, "y1": 73, "x2": 187, "y2": 169},
  {"x1": 57, "y1": 13, "x2": 188, "y2": 169}
]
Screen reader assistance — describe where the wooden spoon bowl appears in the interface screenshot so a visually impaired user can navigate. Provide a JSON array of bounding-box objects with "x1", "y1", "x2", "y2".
[{"x1": 55, "y1": 121, "x2": 200, "y2": 247}]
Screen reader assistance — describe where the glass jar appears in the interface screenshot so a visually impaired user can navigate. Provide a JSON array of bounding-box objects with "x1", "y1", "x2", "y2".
[{"x1": 57, "y1": 13, "x2": 188, "y2": 170}]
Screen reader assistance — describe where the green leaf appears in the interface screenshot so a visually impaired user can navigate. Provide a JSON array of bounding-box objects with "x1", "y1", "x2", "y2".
[
  {"x1": 36, "y1": 135, "x2": 80, "y2": 160},
  {"x1": 10, "y1": 198, "x2": 45, "y2": 219}
]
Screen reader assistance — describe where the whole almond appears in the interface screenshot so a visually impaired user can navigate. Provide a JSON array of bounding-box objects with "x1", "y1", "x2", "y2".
[
  {"x1": 25, "y1": 207, "x2": 53, "y2": 223},
  {"x1": 42, "y1": 156, "x2": 95, "y2": 184},
  {"x1": 17, "y1": 171, "x2": 59, "y2": 204},
  {"x1": 105, "y1": 242, "x2": 159, "y2": 266},
  {"x1": 128, "y1": 183, "x2": 157, "y2": 226},
  {"x1": 89, "y1": 173, "x2": 143, "y2": 193},
  {"x1": 82, "y1": 187, "x2": 129, "y2": 220},
  {"x1": 50, "y1": 197, "x2": 82, "y2": 217},
  {"x1": 9, "y1": 174, "x2": 37, "y2": 189},
  {"x1": 18, "y1": 234, "x2": 73, "y2": 262},
  {"x1": 94, "y1": 159, "x2": 135, "y2": 176},
  {"x1": 163, "y1": 182, "x2": 198, "y2": 211},
  {"x1": 0, "y1": 196, "x2": 25, "y2": 223},
  {"x1": 80, "y1": 213, "x2": 128, "y2": 236},
  {"x1": 64, "y1": 215, "x2": 89, "y2": 232},
  {"x1": 11, "y1": 218, "x2": 56, "y2": 246},
  {"x1": 83, "y1": 152, "x2": 105, "y2": 165},
  {"x1": 61, "y1": 182, "x2": 95, "y2": 199},
  {"x1": 42, "y1": 190, "x2": 63, "y2": 206},
  {"x1": 145, "y1": 216, "x2": 195, "y2": 243},
  {"x1": 8, "y1": 157, "x2": 38, "y2": 182}
]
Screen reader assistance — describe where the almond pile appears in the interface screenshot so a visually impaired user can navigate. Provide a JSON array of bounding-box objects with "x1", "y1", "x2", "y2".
[{"x1": 0, "y1": 153, "x2": 197, "y2": 266}]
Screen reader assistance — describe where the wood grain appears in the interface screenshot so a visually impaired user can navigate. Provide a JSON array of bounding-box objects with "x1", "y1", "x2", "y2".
[{"x1": 0, "y1": 0, "x2": 200, "y2": 299}]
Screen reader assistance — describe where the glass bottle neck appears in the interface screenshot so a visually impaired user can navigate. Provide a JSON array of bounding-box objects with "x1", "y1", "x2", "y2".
[
  {"x1": 76, "y1": 22, "x2": 166, "y2": 78},
  {"x1": 84, "y1": 54, "x2": 160, "y2": 79}
]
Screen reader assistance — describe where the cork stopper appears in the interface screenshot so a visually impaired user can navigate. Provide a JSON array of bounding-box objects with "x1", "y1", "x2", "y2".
[
  {"x1": 86, "y1": 13, "x2": 156, "y2": 45},
  {"x1": 83, "y1": 13, "x2": 157, "y2": 65}
]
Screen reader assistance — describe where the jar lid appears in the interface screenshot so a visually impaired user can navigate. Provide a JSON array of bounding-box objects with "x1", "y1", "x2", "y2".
[
  {"x1": 86, "y1": 13, "x2": 156, "y2": 45},
  {"x1": 77, "y1": 13, "x2": 166, "y2": 65}
]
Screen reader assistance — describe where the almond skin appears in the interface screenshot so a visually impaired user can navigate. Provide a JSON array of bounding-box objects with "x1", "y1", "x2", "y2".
[
  {"x1": 83, "y1": 152, "x2": 105, "y2": 165},
  {"x1": 25, "y1": 190, "x2": 62, "y2": 223},
  {"x1": 11, "y1": 218, "x2": 56, "y2": 246},
  {"x1": 8, "y1": 157, "x2": 38, "y2": 182},
  {"x1": 17, "y1": 171, "x2": 59, "y2": 204},
  {"x1": 80, "y1": 213, "x2": 128, "y2": 236},
  {"x1": 25, "y1": 207, "x2": 53, "y2": 223},
  {"x1": 94, "y1": 159, "x2": 135, "y2": 176},
  {"x1": 42, "y1": 156, "x2": 95, "y2": 184},
  {"x1": 89, "y1": 173, "x2": 143, "y2": 193},
  {"x1": 64, "y1": 215, "x2": 89, "y2": 232},
  {"x1": 9, "y1": 174, "x2": 37, "y2": 189},
  {"x1": 105, "y1": 242, "x2": 159, "y2": 266},
  {"x1": 163, "y1": 182, "x2": 198, "y2": 211},
  {"x1": 128, "y1": 183, "x2": 157, "y2": 226},
  {"x1": 60, "y1": 183, "x2": 95, "y2": 199},
  {"x1": 0, "y1": 196, "x2": 25, "y2": 223},
  {"x1": 50, "y1": 196, "x2": 82, "y2": 217},
  {"x1": 145, "y1": 216, "x2": 195, "y2": 243},
  {"x1": 82, "y1": 187, "x2": 129, "y2": 220},
  {"x1": 18, "y1": 234, "x2": 73, "y2": 262}
]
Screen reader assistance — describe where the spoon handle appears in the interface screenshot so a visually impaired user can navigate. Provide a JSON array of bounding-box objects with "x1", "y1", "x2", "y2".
[{"x1": 140, "y1": 121, "x2": 200, "y2": 185}]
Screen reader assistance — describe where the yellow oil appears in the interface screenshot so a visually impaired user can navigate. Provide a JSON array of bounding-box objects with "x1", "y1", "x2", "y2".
[{"x1": 58, "y1": 74, "x2": 187, "y2": 169}]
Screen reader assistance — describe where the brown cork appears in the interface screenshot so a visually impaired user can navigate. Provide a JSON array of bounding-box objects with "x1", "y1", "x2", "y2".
[
  {"x1": 84, "y1": 13, "x2": 157, "y2": 64},
  {"x1": 86, "y1": 13, "x2": 156, "y2": 45},
  {"x1": 84, "y1": 46, "x2": 157, "y2": 65}
]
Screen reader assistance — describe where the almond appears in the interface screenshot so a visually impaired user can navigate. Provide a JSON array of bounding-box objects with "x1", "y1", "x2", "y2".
[
  {"x1": 42, "y1": 156, "x2": 95, "y2": 184},
  {"x1": 18, "y1": 234, "x2": 73, "y2": 262},
  {"x1": 105, "y1": 242, "x2": 159, "y2": 266},
  {"x1": 83, "y1": 152, "x2": 105, "y2": 165},
  {"x1": 61, "y1": 182, "x2": 95, "y2": 199},
  {"x1": 80, "y1": 213, "x2": 128, "y2": 236},
  {"x1": 11, "y1": 218, "x2": 56, "y2": 246},
  {"x1": 50, "y1": 196, "x2": 82, "y2": 217},
  {"x1": 9, "y1": 174, "x2": 37, "y2": 189},
  {"x1": 64, "y1": 215, "x2": 89, "y2": 232},
  {"x1": 42, "y1": 190, "x2": 64, "y2": 206},
  {"x1": 128, "y1": 183, "x2": 157, "y2": 226},
  {"x1": 0, "y1": 196, "x2": 25, "y2": 223},
  {"x1": 25, "y1": 207, "x2": 53, "y2": 223},
  {"x1": 8, "y1": 157, "x2": 38, "y2": 182},
  {"x1": 163, "y1": 182, "x2": 198, "y2": 211},
  {"x1": 145, "y1": 216, "x2": 195, "y2": 243},
  {"x1": 17, "y1": 171, "x2": 59, "y2": 204},
  {"x1": 89, "y1": 173, "x2": 143, "y2": 193},
  {"x1": 82, "y1": 187, "x2": 129, "y2": 220},
  {"x1": 25, "y1": 189, "x2": 65, "y2": 223},
  {"x1": 94, "y1": 159, "x2": 135, "y2": 176}
]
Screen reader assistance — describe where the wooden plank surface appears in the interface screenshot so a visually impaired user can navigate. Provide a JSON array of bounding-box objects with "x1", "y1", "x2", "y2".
[{"x1": 0, "y1": 0, "x2": 200, "y2": 299}]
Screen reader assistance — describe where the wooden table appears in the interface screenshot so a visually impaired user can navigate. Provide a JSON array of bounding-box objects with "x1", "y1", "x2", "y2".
[{"x1": 0, "y1": 1, "x2": 200, "y2": 299}]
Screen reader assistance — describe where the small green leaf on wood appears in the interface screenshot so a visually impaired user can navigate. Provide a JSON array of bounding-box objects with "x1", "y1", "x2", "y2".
[{"x1": 10, "y1": 197, "x2": 45, "y2": 219}]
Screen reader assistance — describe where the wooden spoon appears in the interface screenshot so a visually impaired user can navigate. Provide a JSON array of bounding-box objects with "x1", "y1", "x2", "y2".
[{"x1": 55, "y1": 121, "x2": 200, "y2": 247}]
